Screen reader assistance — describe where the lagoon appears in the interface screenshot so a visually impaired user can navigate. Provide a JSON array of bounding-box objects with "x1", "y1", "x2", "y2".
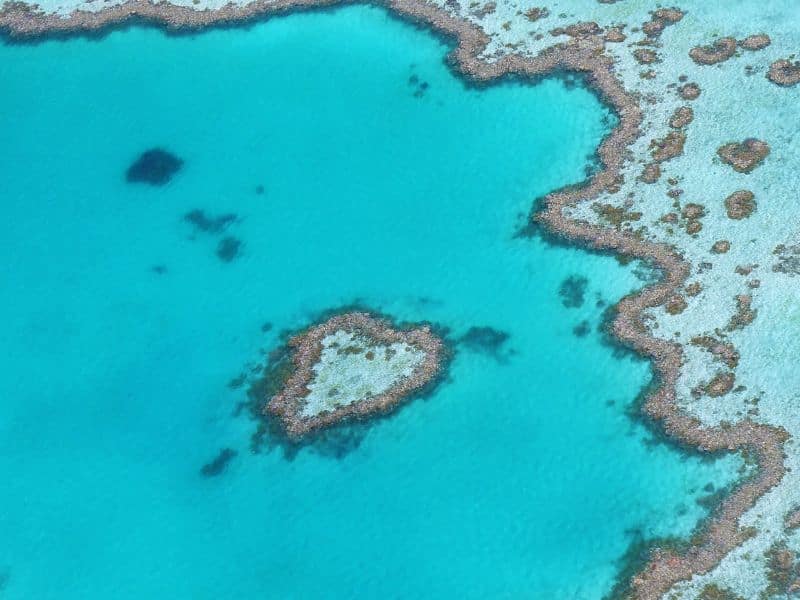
[{"x1": 0, "y1": 6, "x2": 740, "y2": 598}]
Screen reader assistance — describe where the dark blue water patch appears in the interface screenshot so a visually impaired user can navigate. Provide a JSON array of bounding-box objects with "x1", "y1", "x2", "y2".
[
  {"x1": 216, "y1": 236, "x2": 242, "y2": 262},
  {"x1": 125, "y1": 148, "x2": 183, "y2": 185},
  {"x1": 183, "y1": 209, "x2": 238, "y2": 234},
  {"x1": 559, "y1": 274, "x2": 589, "y2": 308},
  {"x1": 150, "y1": 264, "x2": 168, "y2": 275},
  {"x1": 199, "y1": 448, "x2": 237, "y2": 478}
]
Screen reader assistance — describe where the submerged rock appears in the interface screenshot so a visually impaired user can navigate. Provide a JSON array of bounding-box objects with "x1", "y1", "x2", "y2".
[{"x1": 125, "y1": 148, "x2": 183, "y2": 185}]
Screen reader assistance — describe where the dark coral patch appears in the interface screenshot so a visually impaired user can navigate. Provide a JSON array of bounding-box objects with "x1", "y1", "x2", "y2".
[
  {"x1": 458, "y1": 326, "x2": 510, "y2": 358},
  {"x1": 559, "y1": 275, "x2": 589, "y2": 308},
  {"x1": 572, "y1": 320, "x2": 591, "y2": 338},
  {"x1": 200, "y1": 448, "x2": 237, "y2": 477},
  {"x1": 184, "y1": 209, "x2": 237, "y2": 234},
  {"x1": 126, "y1": 148, "x2": 183, "y2": 186},
  {"x1": 216, "y1": 236, "x2": 242, "y2": 262}
]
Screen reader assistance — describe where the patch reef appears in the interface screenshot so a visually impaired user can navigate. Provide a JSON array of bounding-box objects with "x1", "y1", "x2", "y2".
[{"x1": 266, "y1": 312, "x2": 444, "y2": 438}]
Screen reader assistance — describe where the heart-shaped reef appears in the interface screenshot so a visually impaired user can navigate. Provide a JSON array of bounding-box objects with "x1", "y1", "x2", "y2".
[{"x1": 266, "y1": 312, "x2": 445, "y2": 438}]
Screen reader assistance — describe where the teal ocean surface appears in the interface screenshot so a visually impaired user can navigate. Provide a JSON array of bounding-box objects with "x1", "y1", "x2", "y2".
[{"x1": 1, "y1": 6, "x2": 741, "y2": 598}]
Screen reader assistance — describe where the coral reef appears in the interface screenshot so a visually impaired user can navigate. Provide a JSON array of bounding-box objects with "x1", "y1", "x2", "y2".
[
  {"x1": 717, "y1": 139, "x2": 770, "y2": 173},
  {"x1": 266, "y1": 312, "x2": 445, "y2": 438}
]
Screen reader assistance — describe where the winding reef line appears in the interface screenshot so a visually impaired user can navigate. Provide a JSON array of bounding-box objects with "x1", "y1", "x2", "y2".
[{"x1": 2, "y1": 0, "x2": 789, "y2": 597}]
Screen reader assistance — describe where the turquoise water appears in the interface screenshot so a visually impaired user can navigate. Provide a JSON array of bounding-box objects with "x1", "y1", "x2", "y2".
[{"x1": 0, "y1": 6, "x2": 741, "y2": 598}]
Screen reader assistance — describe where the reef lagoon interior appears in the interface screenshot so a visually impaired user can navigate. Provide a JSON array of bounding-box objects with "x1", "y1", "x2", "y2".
[{"x1": 0, "y1": 5, "x2": 744, "y2": 598}]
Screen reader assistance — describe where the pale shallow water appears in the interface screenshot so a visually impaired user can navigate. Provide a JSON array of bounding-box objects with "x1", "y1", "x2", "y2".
[{"x1": 0, "y1": 6, "x2": 742, "y2": 598}]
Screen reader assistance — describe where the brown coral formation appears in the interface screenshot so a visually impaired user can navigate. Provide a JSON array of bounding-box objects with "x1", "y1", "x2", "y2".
[
  {"x1": 689, "y1": 37, "x2": 737, "y2": 65},
  {"x1": 704, "y1": 372, "x2": 735, "y2": 397},
  {"x1": 669, "y1": 106, "x2": 694, "y2": 129},
  {"x1": 604, "y1": 26, "x2": 626, "y2": 43},
  {"x1": 726, "y1": 294, "x2": 757, "y2": 331},
  {"x1": 786, "y1": 507, "x2": 800, "y2": 530},
  {"x1": 711, "y1": 240, "x2": 731, "y2": 254},
  {"x1": 686, "y1": 220, "x2": 702, "y2": 235},
  {"x1": 665, "y1": 294, "x2": 687, "y2": 315},
  {"x1": 681, "y1": 204, "x2": 705, "y2": 235},
  {"x1": 686, "y1": 282, "x2": 702, "y2": 296},
  {"x1": 679, "y1": 82, "x2": 701, "y2": 100},
  {"x1": 764, "y1": 542, "x2": 800, "y2": 597},
  {"x1": 523, "y1": 7, "x2": 548, "y2": 22},
  {"x1": 640, "y1": 162, "x2": 661, "y2": 183},
  {"x1": 266, "y1": 312, "x2": 444, "y2": 438},
  {"x1": 690, "y1": 336, "x2": 740, "y2": 369},
  {"x1": 773, "y1": 242, "x2": 800, "y2": 276},
  {"x1": 592, "y1": 203, "x2": 643, "y2": 227},
  {"x1": 634, "y1": 48, "x2": 659, "y2": 65},
  {"x1": 767, "y1": 59, "x2": 800, "y2": 87},
  {"x1": 471, "y1": 2, "x2": 495, "y2": 18},
  {"x1": 739, "y1": 34, "x2": 770, "y2": 51},
  {"x1": 690, "y1": 335, "x2": 739, "y2": 369},
  {"x1": 682, "y1": 203, "x2": 705, "y2": 220},
  {"x1": 698, "y1": 584, "x2": 744, "y2": 600},
  {"x1": 717, "y1": 139, "x2": 770, "y2": 173},
  {"x1": 651, "y1": 131, "x2": 686, "y2": 162},
  {"x1": 642, "y1": 7, "x2": 683, "y2": 38},
  {"x1": 724, "y1": 190, "x2": 756, "y2": 220},
  {"x1": 550, "y1": 21, "x2": 602, "y2": 39}
]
